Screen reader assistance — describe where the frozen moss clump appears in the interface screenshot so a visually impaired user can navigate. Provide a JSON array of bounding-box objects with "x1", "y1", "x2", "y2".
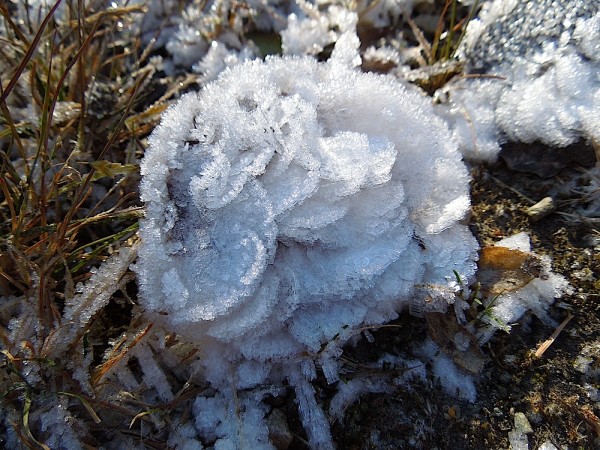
[{"x1": 137, "y1": 34, "x2": 478, "y2": 448}]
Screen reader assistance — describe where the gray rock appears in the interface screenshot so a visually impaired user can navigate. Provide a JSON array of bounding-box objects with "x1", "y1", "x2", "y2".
[
  {"x1": 514, "y1": 411, "x2": 533, "y2": 434},
  {"x1": 466, "y1": 0, "x2": 599, "y2": 71}
]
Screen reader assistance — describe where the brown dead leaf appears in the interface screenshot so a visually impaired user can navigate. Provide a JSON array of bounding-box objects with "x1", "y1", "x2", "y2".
[
  {"x1": 478, "y1": 246, "x2": 545, "y2": 295},
  {"x1": 480, "y1": 246, "x2": 531, "y2": 270}
]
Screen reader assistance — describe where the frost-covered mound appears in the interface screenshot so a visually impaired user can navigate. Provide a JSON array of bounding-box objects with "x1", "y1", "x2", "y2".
[
  {"x1": 439, "y1": 0, "x2": 600, "y2": 161},
  {"x1": 138, "y1": 36, "x2": 477, "y2": 353},
  {"x1": 137, "y1": 34, "x2": 478, "y2": 448},
  {"x1": 464, "y1": 0, "x2": 597, "y2": 71}
]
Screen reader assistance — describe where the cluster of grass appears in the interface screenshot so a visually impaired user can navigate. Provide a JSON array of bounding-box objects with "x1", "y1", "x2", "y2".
[
  {"x1": 0, "y1": 0, "x2": 157, "y2": 301},
  {"x1": 405, "y1": 0, "x2": 480, "y2": 93},
  {"x1": 355, "y1": 0, "x2": 481, "y2": 94},
  {"x1": 0, "y1": 1, "x2": 169, "y2": 445}
]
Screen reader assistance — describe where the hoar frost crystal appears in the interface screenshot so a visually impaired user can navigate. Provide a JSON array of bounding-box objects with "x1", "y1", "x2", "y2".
[{"x1": 137, "y1": 34, "x2": 478, "y2": 448}]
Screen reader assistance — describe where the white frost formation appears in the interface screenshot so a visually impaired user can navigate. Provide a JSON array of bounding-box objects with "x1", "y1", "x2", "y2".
[
  {"x1": 439, "y1": 0, "x2": 600, "y2": 161},
  {"x1": 194, "y1": 41, "x2": 257, "y2": 83},
  {"x1": 137, "y1": 33, "x2": 478, "y2": 448},
  {"x1": 281, "y1": 5, "x2": 357, "y2": 55}
]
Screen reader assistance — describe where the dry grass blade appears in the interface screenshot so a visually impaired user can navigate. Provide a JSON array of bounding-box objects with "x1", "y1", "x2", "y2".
[
  {"x1": 534, "y1": 314, "x2": 574, "y2": 358},
  {"x1": 452, "y1": 0, "x2": 480, "y2": 59},
  {"x1": 21, "y1": 391, "x2": 51, "y2": 450},
  {"x1": 0, "y1": 0, "x2": 63, "y2": 105},
  {"x1": 406, "y1": 15, "x2": 432, "y2": 61},
  {"x1": 0, "y1": 98, "x2": 29, "y2": 173},
  {"x1": 0, "y1": 174, "x2": 18, "y2": 231},
  {"x1": 91, "y1": 324, "x2": 153, "y2": 387},
  {"x1": 67, "y1": 4, "x2": 146, "y2": 28},
  {"x1": 430, "y1": 0, "x2": 453, "y2": 63},
  {"x1": 58, "y1": 391, "x2": 102, "y2": 424},
  {"x1": 129, "y1": 408, "x2": 162, "y2": 429}
]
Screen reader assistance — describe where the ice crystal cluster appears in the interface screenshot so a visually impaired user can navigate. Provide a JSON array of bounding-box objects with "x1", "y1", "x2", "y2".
[
  {"x1": 281, "y1": 4, "x2": 357, "y2": 56},
  {"x1": 439, "y1": 0, "x2": 600, "y2": 161},
  {"x1": 280, "y1": 0, "x2": 425, "y2": 56},
  {"x1": 137, "y1": 33, "x2": 478, "y2": 448}
]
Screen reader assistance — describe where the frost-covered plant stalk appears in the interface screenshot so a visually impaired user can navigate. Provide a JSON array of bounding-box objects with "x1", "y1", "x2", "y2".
[{"x1": 137, "y1": 33, "x2": 478, "y2": 448}]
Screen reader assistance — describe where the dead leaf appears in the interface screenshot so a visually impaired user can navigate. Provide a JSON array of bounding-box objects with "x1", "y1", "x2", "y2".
[
  {"x1": 478, "y1": 246, "x2": 544, "y2": 295},
  {"x1": 480, "y1": 247, "x2": 531, "y2": 270},
  {"x1": 90, "y1": 160, "x2": 138, "y2": 180}
]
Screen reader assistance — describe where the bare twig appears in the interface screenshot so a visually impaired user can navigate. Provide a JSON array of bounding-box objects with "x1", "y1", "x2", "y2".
[{"x1": 534, "y1": 314, "x2": 574, "y2": 358}]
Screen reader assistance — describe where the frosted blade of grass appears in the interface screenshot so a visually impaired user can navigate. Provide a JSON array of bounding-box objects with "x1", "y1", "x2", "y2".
[{"x1": 41, "y1": 243, "x2": 138, "y2": 360}]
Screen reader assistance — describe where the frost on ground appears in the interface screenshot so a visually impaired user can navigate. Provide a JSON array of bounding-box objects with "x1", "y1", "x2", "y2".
[
  {"x1": 0, "y1": 247, "x2": 138, "y2": 449},
  {"x1": 438, "y1": 0, "x2": 600, "y2": 161},
  {"x1": 136, "y1": 32, "x2": 479, "y2": 449}
]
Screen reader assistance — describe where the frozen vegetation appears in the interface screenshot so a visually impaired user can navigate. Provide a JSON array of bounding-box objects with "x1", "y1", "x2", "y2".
[{"x1": 473, "y1": 233, "x2": 572, "y2": 344}]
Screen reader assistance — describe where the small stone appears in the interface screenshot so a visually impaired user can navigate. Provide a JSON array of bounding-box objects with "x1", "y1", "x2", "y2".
[
  {"x1": 537, "y1": 440, "x2": 559, "y2": 450},
  {"x1": 508, "y1": 430, "x2": 529, "y2": 450},
  {"x1": 572, "y1": 267, "x2": 594, "y2": 282},
  {"x1": 513, "y1": 412, "x2": 533, "y2": 434},
  {"x1": 526, "y1": 197, "x2": 555, "y2": 222}
]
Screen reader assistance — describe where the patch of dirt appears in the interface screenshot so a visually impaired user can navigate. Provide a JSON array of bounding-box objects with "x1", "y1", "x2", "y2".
[{"x1": 330, "y1": 143, "x2": 600, "y2": 450}]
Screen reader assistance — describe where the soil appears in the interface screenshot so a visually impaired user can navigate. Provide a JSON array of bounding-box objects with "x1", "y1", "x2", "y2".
[{"x1": 327, "y1": 143, "x2": 600, "y2": 450}]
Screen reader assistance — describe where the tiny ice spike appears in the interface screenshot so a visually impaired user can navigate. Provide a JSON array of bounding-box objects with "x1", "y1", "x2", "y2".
[{"x1": 137, "y1": 31, "x2": 477, "y2": 415}]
